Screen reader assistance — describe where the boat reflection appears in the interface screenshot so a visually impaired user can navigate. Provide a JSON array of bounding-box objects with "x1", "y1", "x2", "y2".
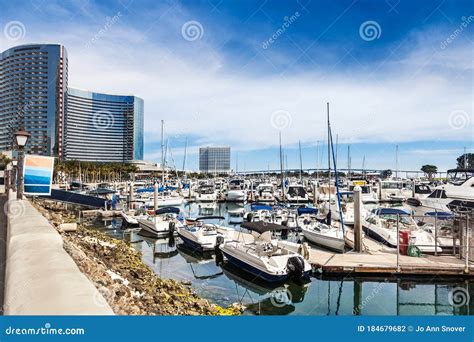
[{"x1": 221, "y1": 262, "x2": 311, "y2": 315}]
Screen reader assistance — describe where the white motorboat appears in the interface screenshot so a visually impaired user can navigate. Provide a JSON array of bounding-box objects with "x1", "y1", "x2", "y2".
[
  {"x1": 220, "y1": 221, "x2": 312, "y2": 283},
  {"x1": 297, "y1": 208, "x2": 345, "y2": 252},
  {"x1": 243, "y1": 203, "x2": 274, "y2": 224},
  {"x1": 194, "y1": 184, "x2": 217, "y2": 202},
  {"x1": 144, "y1": 195, "x2": 184, "y2": 208},
  {"x1": 120, "y1": 209, "x2": 148, "y2": 227},
  {"x1": 377, "y1": 180, "x2": 407, "y2": 202},
  {"x1": 225, "y1": 179, "x2": 247, "y2": 202},
  {"x1": 137, "y1": 207, "x2": 182, "y2": 237},
  {"x1": 286, "y1": 184, "x2": 310, "y2": 204},
  {"x1": 419, "y1": 169, "x2": 474, "y2": 214},
  {"x1": 406, "y1": 183, "x2": 432, "y2": 206},
  {"x1": 255, "y1": 183, "x2": 276, "y2": 203},
  {"x1": 349, "y1": 181, "x2": 378, "y2": 203},
  {"x1": 177, "y1": 216, "x2": 246, "y2": 252},
  {"x1": 363, "y1": 208, "x2": 442, "y2": 253}
]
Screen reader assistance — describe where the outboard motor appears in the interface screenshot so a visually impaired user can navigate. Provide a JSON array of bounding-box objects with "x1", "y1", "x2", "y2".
[
  {"x1": 214, "y1": 235, "x2": 225, "y2": 266},
  {"x1": 168, "y1": 221, "x2": 176, "y2": 237},
  {"x1": 287, "y1": 256, "x2": 305, "y2": 281},
  {"x1": 281, "y1": 228, "x2": 288, "y2": 240},
  {"x1": 246, "y1": 213, "x2": 253, "y2": 222}
]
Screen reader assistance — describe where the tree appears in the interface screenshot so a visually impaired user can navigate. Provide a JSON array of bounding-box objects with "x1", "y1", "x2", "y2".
[
  {"x1": 421, "y1": 164, "x2": 438, "y2": 180},
  {"x1": 456, "y1": 153, "x2": 473, "y2": 169},
  {"x1": 0, "y1": 154, "x2": 11, "y2": 170}
]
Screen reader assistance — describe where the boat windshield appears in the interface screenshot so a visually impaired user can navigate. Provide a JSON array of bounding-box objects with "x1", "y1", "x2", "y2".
[
  {"x1": 447, "y1": 170, "x2": 473, "y2": 185},
  {"x1": 415, "y1": 185, "x2": 431, "y2": 194},
  {"x1": 288, "y1": 186, "x2": 306, "y2": 197},
  {"x1": 381, "y1": 182, "x2": 403, "y2": 189}
]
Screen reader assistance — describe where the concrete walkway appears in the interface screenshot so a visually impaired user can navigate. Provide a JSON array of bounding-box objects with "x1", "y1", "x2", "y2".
[{"x1": 0, "y1": 195, "x2": 6, "y2": 315}]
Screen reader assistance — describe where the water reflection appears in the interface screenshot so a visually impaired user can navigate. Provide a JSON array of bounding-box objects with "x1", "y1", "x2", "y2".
[{"x1": 90, "y1": 202, "x2": 472, "y2": 316}]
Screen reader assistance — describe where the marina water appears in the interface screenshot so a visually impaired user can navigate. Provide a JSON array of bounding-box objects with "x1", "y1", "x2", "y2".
[{"x1": 91, "y1": 202, "x2": 473, "y2": 316}]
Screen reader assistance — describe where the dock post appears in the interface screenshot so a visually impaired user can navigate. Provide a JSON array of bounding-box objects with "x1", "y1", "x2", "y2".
[
  {"x1": 353, "y1": 186, "x2": 363, "y2": 252},
  {"x1": 154, "y1": 182, "x2": 158, "y2": 211},
  {"x1": 434, "y1": 209, "x2": 438, "y2": 256},
  {"x1": 465, "y1": 215, "x2": 470, "y2": 273},
  {"x1": 396, "y1": 214, "x2": 400, "y2": 273}
]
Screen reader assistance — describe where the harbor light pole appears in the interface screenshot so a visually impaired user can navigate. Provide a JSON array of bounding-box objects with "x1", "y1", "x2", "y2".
[{"x1": 14, "y1": 129, "x2": 31, "y2": 200}]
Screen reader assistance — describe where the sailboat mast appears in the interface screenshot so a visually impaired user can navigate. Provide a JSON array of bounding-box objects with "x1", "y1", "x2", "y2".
[
  {"x1": 347, "y1": 145, "x2": 351, "y2": 180},
  {"x1": 279, "y1": 131, "x2": 285, "y2": 201},
  {"x1": 395, "y1": 145, "x2": 399, "y2": 179},
  {"x1": 299, "y1": 140, "x2": 303, "y2": 183},
  {"x1": 182, "y1": 137, "x2": 187, "y2": 174},
  {"x1": 327, "y1": 102, "x2": 331, "y2": 203},
  {"x1": 161, "y1": 120, "x2": 164, "y2": 184},
  {"x1": 316, "y1": 140, "x2": 320, "y2": 181}
]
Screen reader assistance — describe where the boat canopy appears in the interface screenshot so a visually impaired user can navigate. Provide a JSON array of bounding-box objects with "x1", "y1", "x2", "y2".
[
  {"x1": 424, "y1": 211, "x2": 454, "y2": 220},
  {"x1": 372, "y1": 208, "x2": 410, "y2": 216},
  {"x1": 297, "y1": 207, "x2": 318, "y2": 215},
  {"x1": 195, "y1": 216, "x2": 225, "y2": 221},
  {"x1": 250, "y1": 203, "x2": 273, "y2": 211},
  {"x1": 241, "y1": 221, "x2": 290, "y2": 234},
  {"x1": 155, "y1": 207, "x2": 180, "y2": 215}
]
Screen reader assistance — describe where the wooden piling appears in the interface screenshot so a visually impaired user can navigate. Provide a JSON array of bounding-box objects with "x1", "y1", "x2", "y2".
[{"x1": 353, "y1": 186, "x2": 363, "y2": 252}]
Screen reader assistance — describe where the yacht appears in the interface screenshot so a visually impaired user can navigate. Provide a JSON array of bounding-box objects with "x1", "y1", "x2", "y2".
[
  {"x1": 377, "y1": 180, "x2": 407, "y2": 202},
  {"x1": 219, "y1": 221, "x2": 312, "y2": 283},
  {"x1": 286, "y1": 184, "x2": 310, "y2": 204},
  {"x1": 137, "y1": 207, "x2": 182, "y2": 237},
  {"x1": 349, "y1": 181, "x2": 378, "y2": 203},
  {"x1": 406, "y1": 183, "x2": 432, "y2": 206},
  {"x1": 226, "y1": 179, "x2": 247, "y2": 202},
  {"x1": 194, "y1": 184, "x2": 217, "y2": 202},
  {"x1": 363, "y1": 208, "x2": 441, "y2": 253},
  {"x1": 177, "y1": 216, "x2": 242, "y2": 252},
  {"x1": 419, "y1": 169, "x2": 474, "y2": 214},
  {"x1": 255, "y1": 183, "x2": 276, "y2": 203}
]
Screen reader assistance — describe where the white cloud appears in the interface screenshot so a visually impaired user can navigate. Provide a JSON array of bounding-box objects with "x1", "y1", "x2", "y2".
[{"x1": 1, "y1": 3, "x2": 472, "y2": 165}]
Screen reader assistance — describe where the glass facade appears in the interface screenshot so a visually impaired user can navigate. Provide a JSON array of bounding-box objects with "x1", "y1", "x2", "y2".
[
  {"x1": 65, "y1": 88, "x2": 144, "y2": 162},
  {"x1": 199, "y1": 147, "x2": 231, "y2": 173},
  {"x1": 0, "y1": 44, "x2": 67, "y2": 157}
]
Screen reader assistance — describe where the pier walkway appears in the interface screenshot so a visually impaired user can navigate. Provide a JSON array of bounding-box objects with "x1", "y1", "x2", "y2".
[{"x1": 0, "y1": 195, "x2": 7, "y2": 314}]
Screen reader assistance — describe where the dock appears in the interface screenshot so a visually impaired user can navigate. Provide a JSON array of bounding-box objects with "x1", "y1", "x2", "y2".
[{"x1": 307, "y1": 231, "x2": 474, "y2": 277}]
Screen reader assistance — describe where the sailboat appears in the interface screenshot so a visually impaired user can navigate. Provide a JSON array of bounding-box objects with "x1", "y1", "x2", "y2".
[{"x1": 301, "y1": 103, "x2": 345, "y2": 253}]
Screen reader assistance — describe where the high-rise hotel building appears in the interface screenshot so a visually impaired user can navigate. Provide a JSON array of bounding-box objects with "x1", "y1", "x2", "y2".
[
  {"x1": 0, "y1": 44, "x2": 144, "y2": 162},
  {"x1": 0, "y1": 44, "x2": 67, "y2": 157},
  {"x1": 199, "y1": 147, "x2": 231, "y2": 173},
  {"x1": 65, "y1": 88, "x2": 143, "y2": 162}
]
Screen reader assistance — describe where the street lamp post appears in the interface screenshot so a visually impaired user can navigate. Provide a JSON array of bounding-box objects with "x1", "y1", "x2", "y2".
[
  {"x1": 11, "y1": 160, "x2": 18, "y2": 192},
  {"x1": 14, "y1": 130, "x2": 30, "y2": 200}
]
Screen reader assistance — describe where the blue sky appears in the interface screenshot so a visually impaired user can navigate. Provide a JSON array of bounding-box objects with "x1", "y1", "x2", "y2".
[{"x1": 0, "y1": 0, "x2": 472, "y2": 171}]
